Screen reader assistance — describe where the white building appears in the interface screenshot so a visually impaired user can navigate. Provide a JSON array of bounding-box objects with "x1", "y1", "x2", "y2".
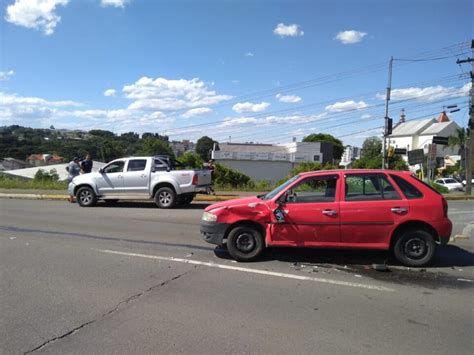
[
  {"x1": 212, "y1": 141, "x2": 334, "y2": 182},
  {"x1": 341, "y1": 146, "x2": 361, "y2": 167},
  {"x1": 388, "y1": 111, "x2": 460, "y2": 167}
]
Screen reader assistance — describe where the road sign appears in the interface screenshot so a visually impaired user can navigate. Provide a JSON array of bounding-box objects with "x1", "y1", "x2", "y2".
[
  {"x1": 432, "y1": 136, "x2": 449, "y2": 145},
  {"x1": 394, "y1": 148, "x2": 407, "y2": 155},
  {"x1": 407, "y1": 149, "x2": 424, "y2": 165}
]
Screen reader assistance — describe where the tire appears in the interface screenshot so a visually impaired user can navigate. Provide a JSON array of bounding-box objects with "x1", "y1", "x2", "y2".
[
  {"x1": 177, "y1": 195, "x2": 194, "y2": 207},
  {"x1": 154, "y1": 187, "x2": 176, "y2": 209},
  {"x1": 76, "y1": 186, "x2": 97, "y2": 207},
  {"x1": 227, "y1": 225, "x2": 265, "y2": 262},
  {"x1": 393, "y1": 229, "x2": 436, "y2": 267}
]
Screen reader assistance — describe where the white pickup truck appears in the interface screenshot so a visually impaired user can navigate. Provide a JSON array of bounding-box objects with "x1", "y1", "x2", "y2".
[{"x1": 68, "y1": 156, "x2": 212, "y2": 208}]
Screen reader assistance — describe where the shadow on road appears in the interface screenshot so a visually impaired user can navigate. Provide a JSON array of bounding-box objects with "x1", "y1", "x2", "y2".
[{"x1": 94, "y1": 201, "x2": 210, "y2": 210}]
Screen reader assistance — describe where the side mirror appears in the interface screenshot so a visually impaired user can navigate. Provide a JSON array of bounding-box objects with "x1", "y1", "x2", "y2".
[
  {"x1": 274, "y1": 209, "x2": 286, "y2": 223},
  {"x1": 98, "y1": 168, "x2": 104, "y2": 174},
  {"x1": 151, "y1": 166, "x2": 156, "y2": 173},
  {"x1": 166, "y1": 166, "x2": 171, "y2": 172}
]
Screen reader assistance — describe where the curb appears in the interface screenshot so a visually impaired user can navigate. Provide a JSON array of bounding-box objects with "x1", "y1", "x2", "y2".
[{"x1": 0, "y1": 193, "x2": 238, "y2": 203}]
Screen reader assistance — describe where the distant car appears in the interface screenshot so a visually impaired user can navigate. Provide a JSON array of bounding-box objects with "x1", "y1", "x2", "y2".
[
  {"x1": 201, "y1": 169, "x2": 452, "y2": 267},
  {"x1": 461, "y1": 178, "x2": 474, "y2": 186},
  {"x1": 434, "y1": 178, "x2": 464, "y2": 192}
]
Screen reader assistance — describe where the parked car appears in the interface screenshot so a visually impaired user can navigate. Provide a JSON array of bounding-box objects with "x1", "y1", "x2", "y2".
[
  {"x1": 434, "y1": 178, "x2": 464, "y2": 191},
  {"x1": 461, "y1": 177, "x2": 474, "y2": 186},
  {"x1": 69, "y1": 156, "x2": 212, "y2": 208},
  {"x1": 201, "y1": 169, "x2": 452, "y2": 266}
]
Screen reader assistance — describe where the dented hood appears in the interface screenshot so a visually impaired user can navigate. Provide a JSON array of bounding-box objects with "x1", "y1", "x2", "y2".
[{"x1": 205, "y1": 196, "x2": 265, "y2": 211}]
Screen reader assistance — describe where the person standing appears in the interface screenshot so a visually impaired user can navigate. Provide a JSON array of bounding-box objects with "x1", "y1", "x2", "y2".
[
  {"x1": 67, "y1": 157, "x2": 81, "y2": 202},
  {"x1": 80, "y1": 154, "x2": 93, "y2": 174}
]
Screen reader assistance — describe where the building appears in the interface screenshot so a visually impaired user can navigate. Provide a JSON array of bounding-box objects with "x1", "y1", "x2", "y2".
[
  {"x1": 26, "y1": 154, "x2": 65, "y2": 167},
  {"x1": 0, "y1": 158, "x2": 29, "y2": 171},
  {"x1": 170, "y1": 140, "x2": 196, "y2": 157},
  {"x1": 341, "y1": 146, "x2": 361, "y2": 168},
  {"x1": 212, "y1": 141, "x2": 334, "y2": 182},
  {"x1": 388, "y1": 111, "x2": 461, "y2": 168}
]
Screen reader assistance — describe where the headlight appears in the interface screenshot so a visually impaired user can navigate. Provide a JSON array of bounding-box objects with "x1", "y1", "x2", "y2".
[{"x1": 202, "y1": 211, "x2": 217, "y2": 222}]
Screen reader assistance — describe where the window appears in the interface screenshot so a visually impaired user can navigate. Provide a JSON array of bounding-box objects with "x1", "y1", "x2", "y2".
[
  {"x1": 127, "y1": 159, "x2": 147, "y2": 171},
  {"x1": 285, "y1": 175, "x2": 338, "y2": 203},
  {"x1": 104, "y1": 161, "x2": 124, "y2": 174},
  {"x1": 445, "y1": 178, "x2": 458, "y2": 184},
  {"x1": 313, "y1": 155, "x2": 320, "y2": 161},
  {"x1": 345, "y1": 174, "x2": 401, "y2": 201},
  {"x1": 390, "y1": 174, "x2": 423, "y2": 199}
]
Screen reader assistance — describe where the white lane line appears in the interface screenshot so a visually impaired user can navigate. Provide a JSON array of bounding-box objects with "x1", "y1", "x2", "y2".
[{"x1": 95, "y1": 248, "x2": 394, "y2": 292}]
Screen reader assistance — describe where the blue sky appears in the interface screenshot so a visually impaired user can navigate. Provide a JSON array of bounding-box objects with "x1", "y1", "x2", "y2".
[{"x1": 0, "y1": 0, "x2": 472, "y2": 147}]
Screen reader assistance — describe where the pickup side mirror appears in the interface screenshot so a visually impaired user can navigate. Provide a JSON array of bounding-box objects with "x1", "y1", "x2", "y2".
[{"x1": 98, "y1": 168, "x2": 104, "y2": 174}]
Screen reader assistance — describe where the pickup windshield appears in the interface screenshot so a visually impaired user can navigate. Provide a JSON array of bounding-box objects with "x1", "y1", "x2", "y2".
[{"x1": 260, "y1": 175, "x2": 299, "y2": 200}]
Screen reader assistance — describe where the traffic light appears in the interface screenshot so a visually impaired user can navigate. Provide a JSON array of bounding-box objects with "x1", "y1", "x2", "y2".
[{"x1": 385, "y1": 118, "x2": 393, "y2": 135}]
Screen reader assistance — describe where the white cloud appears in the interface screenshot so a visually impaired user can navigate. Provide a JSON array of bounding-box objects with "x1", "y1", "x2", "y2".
[
  {"x1": 0, "y1": 92, "x2": 81, "y2": 107},
  {"x1": 376, "y1": 83, "x2": 472, "y2": 102},
  {"x1": 276, "y1": 93, "x2": 302, "y2": 103},
  {"x1": 218, "y1": 117, "x2": 258, "y2": 128},
  {"x1": 5, "y1": 0, "x2": 69, "y2": 35},
  {"x1": 361, "y1": 114, "x2": 372, "y2": 119},
  {"x1": 325, "y1": 100, "x2": 368, "y2": 112},
  {"x1": 123, "y1": 77, "x2": 232, "y2": 111},
  {"x1": 181, "y1": 107, "x2": 212, "y2": 118},
  {"x1": 273, "y1": 23, "x2": 304, "y2": 37},
  {"x1": 245, "y1": 52, "x2": 254, "y2": 57},
  {"x1": 100, "y1": 0, "x2": 132, "y2": 8},
  {"x1": 232, "y1": 101, "x2": 270, "y2": 113},
  {"x1": 103, "y1": 89, "x2": 116, "y2": 97},
  {"x1": 0, "y1": 70, "x2": 15, "y2": 81},
  {"x1": 335, "y1": 30, "x2": 367, "y2": 44}
]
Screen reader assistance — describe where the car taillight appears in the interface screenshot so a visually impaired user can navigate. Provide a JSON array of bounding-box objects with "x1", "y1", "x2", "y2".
[
  {"x1": 192, "y1": 174, "x2": 198, "y2": 186},
  {"x1": 442, "y1": 197, "x2": 448, "y2": 217}
]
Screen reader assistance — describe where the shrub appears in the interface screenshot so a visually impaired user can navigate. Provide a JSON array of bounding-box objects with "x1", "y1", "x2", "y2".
[
  {"x1": 213, "y1": 163, "x2": 251, "y2": 188},
  {"x1": 34, "y1": 169, "x2": 60, "y2": 182},
  {"x1": 429, "y1": 181, "x2": 449, "y2": 194}
]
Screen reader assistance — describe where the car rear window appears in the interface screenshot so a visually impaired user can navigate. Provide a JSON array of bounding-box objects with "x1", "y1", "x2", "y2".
[{"x1": 390, "y1": 174, "x2": 423, "y2": 199}]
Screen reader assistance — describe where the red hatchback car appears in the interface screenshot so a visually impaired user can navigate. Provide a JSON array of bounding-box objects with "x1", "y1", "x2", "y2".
[{"x1": 201, "y1": 169, "x2": 452, "y2": 266}]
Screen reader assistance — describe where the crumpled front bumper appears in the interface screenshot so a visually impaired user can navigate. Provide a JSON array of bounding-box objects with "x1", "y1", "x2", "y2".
[{"x1": 200, "y1": 221, "x2": 229, "y2": 245}]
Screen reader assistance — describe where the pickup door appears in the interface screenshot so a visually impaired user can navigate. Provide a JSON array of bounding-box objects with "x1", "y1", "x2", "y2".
[
  {"x1": 121, "y1": 158, "x2": 150, "y2": 196},
  {"x1": 95, "y1": 160, "x2": 125, "y2": 195}
]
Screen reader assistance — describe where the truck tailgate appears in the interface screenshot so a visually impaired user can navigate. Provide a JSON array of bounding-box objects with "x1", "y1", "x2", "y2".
[{"x1": 194, "y1": 169, "x2": 212, "y2": 186}]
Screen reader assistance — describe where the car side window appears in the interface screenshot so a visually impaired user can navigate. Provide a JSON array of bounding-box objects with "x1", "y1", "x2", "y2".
[
  {"x1": 285, "y1": 175, "x2": 338, "y2": 203},
  {"x1": 127, "y1": 159, "x2": 147, "y2": 172},
  {"x1": 345, "y1": 174, "x2": 401, "y2": 201},
  {"x1": 104, "y1": 161, "x2": 124, "y2": 174},
  {"x1": 390, "y1": 175, "x2": 423, "y2": 199}
]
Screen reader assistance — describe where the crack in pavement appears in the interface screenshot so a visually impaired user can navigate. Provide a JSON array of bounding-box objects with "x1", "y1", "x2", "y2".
[{"x1": 23, "y1": 268, "x2": 196, "y2": 354}]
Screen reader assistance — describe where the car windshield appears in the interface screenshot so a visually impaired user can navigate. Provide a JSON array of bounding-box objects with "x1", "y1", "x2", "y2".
[
  {"x1": 260, "y1": 175, "x2": 299, "y2": 200},
  {"x1": 445, "y1": 179, "x2": 457, "y2": 183}
]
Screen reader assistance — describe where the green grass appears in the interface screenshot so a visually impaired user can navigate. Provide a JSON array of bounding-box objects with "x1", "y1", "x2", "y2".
[{"x1": 0, "y1": 175, "x2": 68, "y2": 190}]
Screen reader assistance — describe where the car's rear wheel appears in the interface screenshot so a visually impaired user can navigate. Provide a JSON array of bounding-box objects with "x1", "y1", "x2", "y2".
[
  {"x1": 227, "y1": 225, "x2": 265, "y2": 262},
  {"x1": 76, "y1": 186, "x2": 97, "y2": 207},
  {"x1": 154, "y1": 187, "x2": 176, "y2": 209},
  {"x1": 393, "y1": 229, "x2": 436, "y2": 267}
]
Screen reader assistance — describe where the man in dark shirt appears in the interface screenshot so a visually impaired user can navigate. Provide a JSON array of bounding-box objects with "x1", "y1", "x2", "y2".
[{"x1": 80, "y1": 154, "x2": 93, "y2": 173}]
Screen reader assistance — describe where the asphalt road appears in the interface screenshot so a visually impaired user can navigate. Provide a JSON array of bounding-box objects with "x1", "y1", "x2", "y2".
[{"x1": 1, "y1": 199, "x2": 473, "y2": 354}]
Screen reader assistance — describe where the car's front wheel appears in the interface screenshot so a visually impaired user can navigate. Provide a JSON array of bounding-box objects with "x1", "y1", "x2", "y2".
[
  {"x1": 76, "y1": 186, "x2": 97, "y2": 207},
  {"x1": 227, "y1": 225, "x2": 265, "y2": 262},
  {"x1": 393, "y1": 229, "x2": 436, "y2": 267}
]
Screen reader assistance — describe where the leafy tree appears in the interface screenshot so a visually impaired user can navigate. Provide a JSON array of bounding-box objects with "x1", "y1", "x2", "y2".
[
  {"x1": 302, "y1": 133, "x2": 344, "y2": 161},
  {"x1": 89, "y1": 129, "x2": 115, "y2": 138},
  {"x1": 135, "y1": 138, "x2": 174, "y2": 157},
  {"x1": 196, "y1": 136, "x2": 217, "y2": 161},
  {"x1": 177, "y1": 152, "x2": 203, "y2": 169},
  {"x1": 361, "y1": 136, "x2": 382, "y2": 159},
  {"x1": 448, "y1": 128, "x2": 468, "y2": 171},
  {"x1": 213, "y1": 163, "x2": 251, "y2": 187}
]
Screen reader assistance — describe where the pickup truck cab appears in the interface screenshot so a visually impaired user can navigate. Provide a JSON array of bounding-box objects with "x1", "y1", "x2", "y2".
[
  {"x1": 201, "y1": 169, "x2": 452, "y2": 266},
  {"x1": 69, "y1": 156, "x2": 211, "y2": 208}
]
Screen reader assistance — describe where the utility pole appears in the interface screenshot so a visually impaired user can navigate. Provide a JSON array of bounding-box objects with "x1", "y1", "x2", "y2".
[
  {"x1": 456, "y1": 40, "x2": 473, "y2": 195},
  {"x1": 383, "y1": 57, "x2": 394, "y2": 169}
]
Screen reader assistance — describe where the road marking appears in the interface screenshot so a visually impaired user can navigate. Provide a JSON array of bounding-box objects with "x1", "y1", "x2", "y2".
[{"x1": 95, "y1": 248, "x2": 394, "y2": 292}]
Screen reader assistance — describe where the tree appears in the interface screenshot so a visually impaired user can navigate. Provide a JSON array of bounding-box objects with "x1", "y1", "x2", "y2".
[
  {"x1": 135, "y1": 138, "x2": 174, "y2": 157},
  {"x1": 448, "y1": 128, "x2": 468, "y2": 171},
  {"x1": 89, "y1": 129, "x2": 115, "y2": 138},
  {"x1": 361, "y1": 136, "x2": 382, "y2": 159},
  {"x1": 302, "y1": 133, "x2": 344, "y2": 161},
  {"x1": 196, "y1": 136, "x2": 217, "y2": 161},
  {"x1": 177, "y1": 152, "x2": 203, "y2": 169}
]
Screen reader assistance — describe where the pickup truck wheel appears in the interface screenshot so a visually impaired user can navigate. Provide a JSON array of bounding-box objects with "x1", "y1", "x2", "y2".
[
  {"x1": 393, "y1": 229, "x2": 435, "y2": 267},
  {"x1": 227, "y1": 226, "x2": 264, "y2": 262},
  {"x1": 155, "y1": 187, "x2": 176, "y2": 209},
  {"x1": 76, "y1": 187, "x2": 97, "y2": 207}
]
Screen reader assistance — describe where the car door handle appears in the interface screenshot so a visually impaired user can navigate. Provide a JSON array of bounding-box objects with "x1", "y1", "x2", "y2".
[
  {"x1": 391, "y1": 207, "x2": 408, "y2": 214},
  {"x1": 322, "y1": 209, "x2": 337, "y2": 216},
  {"x1": 140, "y1": 174, "x2": 146, "y2": 178}
]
